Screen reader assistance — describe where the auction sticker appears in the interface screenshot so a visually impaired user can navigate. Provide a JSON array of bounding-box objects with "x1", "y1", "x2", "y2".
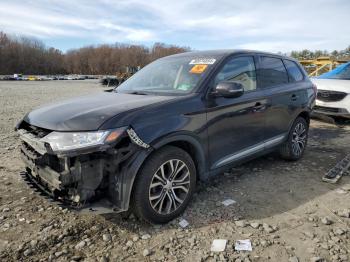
[
  {"x1": 189, "y1": 58, "x2": 216, "y2": 65},
  {"x1": 190, "y1": 64, "x2": 208, "y2": 74}
]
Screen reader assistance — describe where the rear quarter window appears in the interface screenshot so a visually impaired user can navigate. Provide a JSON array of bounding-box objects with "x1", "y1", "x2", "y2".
[
  {"x1": 258, "y1": 56, "x2": 288, "y2": 88},
  {"x1": 284, "y1": 60, "x2": 304, "y2": 82}
]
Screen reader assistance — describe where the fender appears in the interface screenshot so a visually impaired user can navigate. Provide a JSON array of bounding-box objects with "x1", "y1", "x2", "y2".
[
  {"x1": 119, "y1": 132, "x2": 208, "y2": 211},
  {"x1": 118, "y1": 147, "x2": 154, "y2": 211},
  {"x1": 287, "y1": 108, "x2": 311, "y2": 133},
  {"x1": 151, "y1": 132, "x2": 208, "y2": 178}
]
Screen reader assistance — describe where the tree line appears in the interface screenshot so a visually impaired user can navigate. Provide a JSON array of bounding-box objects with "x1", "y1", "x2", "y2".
[
  {"x1": 0, "y1": 32, "x2": 65, "y2": 75},
  {"x1": 0, "y1": 31, "x2": 190, "y2": 75},
  {"x1": 0, "y1": 31, "x2": 349, "y2": 75},
  {"x1": 289, "y1": 46, "x2": 350, "y2": 60}
]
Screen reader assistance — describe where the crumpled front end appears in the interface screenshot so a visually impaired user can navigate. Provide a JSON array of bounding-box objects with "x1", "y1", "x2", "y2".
[{"x1": 16, "y1": 121, "x2": 150, "y2": 213}]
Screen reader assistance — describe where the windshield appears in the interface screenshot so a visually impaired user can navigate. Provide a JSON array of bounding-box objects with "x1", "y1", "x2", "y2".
[
  {"x1": 318, "y1": 63, "x2": 350, "y2": 80},
  {"x1": 116, "y1": 56, "x2": 216, "y2": 95}
]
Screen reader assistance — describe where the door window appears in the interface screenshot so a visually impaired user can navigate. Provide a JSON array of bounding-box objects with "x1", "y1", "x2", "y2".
[
  {"x1": 214, "y1": 56, "x2": 257, "y2": 92},
  {"x1": 283, "y1": 60, "x2": 304, "y2": 82},
  {"x1": 258, "y1": 56, "x2": 288, "y2": 88}
]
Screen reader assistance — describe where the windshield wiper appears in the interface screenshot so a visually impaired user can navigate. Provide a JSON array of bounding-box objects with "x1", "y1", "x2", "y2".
[{"x1": 127, "y1": 91, "x2": 149, "y2": 95}]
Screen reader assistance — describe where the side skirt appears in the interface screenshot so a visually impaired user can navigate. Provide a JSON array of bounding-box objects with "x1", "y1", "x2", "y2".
[{"x1": 212, "y1": 134, "x2": 287, "y2": 169}]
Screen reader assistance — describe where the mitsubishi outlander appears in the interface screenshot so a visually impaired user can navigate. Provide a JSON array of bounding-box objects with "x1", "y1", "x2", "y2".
[{"x1": 16, "y1": 50, "x2": 316, "y2": 223}]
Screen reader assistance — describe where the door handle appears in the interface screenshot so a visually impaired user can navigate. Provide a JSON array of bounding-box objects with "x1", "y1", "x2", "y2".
[
  {"x1": 253, "y1": 102, "x2": 266, "y2": 112},
  {"x1": 291, "y1": 94, "x2": 298, "y2": 101}
]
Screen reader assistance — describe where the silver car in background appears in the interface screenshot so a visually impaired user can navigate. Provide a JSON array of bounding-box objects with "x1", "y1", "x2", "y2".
[{"x1": 312, "y1": 62, "x2": 350, "y2": 119}]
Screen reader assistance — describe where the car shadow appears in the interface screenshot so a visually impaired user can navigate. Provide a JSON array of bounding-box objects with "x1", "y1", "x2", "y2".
[
  {"x1": 312, "y1": 114, "x2": 350, "y2": 128},
  {"x1": 102, "y1": 119, "x2": 350, "y2": 232}
]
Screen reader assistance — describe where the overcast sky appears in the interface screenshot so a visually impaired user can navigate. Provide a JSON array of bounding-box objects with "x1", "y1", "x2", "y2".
[{"x1": 0, "y1": 0, "x2": 349, "y2": 53}]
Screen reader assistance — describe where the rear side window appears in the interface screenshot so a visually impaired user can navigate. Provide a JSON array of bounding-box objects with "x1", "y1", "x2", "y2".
[
  {"x1": 258, "y1": 56, "x2": 288, "y2": 88},
  {"x1": 214, "y1": 56, "x2": 257, "y2": 92},
  {"x1": 283, "y1": 60, "x2": 304, "y2": 82}
]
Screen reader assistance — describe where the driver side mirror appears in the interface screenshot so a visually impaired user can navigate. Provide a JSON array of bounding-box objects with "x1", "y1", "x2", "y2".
[{"x1": 214, "y1": 81, "x2": 244, "y2": 98}]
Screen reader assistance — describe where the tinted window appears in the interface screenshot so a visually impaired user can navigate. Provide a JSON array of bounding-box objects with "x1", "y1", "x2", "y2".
[
  {"x1": 214, "y1": 56, "x2": 256, "y2": 91},
  {"x1": 284, "y1": 60, "x2": 304, "y2": 82},
  {"x1": 258, "y1": 56, "x2": 288, "y2": 88}
]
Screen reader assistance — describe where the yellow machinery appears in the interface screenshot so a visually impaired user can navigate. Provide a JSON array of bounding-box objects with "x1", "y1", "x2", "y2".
[
  {"x1": 27, "y1": 76, "x2": 38, "y2": 81},
  {"x1": 299, "y1": 57, "x2": 349, "y2": 77},
  {"x1": 115, "y1": 66, "x2": 140, "y2": 84},
  {"x1": 100, "y1": 66, "x2": 141, "y2": 86}
]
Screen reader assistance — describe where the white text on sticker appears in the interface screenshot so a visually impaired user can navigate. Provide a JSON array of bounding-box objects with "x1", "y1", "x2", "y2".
[{"x1": 189, "y1": 58, "x2": 216, "y2": 65}]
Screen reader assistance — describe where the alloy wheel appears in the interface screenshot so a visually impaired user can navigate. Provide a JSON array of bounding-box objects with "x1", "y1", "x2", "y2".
[
  {"x1": 291, "y1": 122, "x2": 307, "y2": 156},
  {"x1": 149, "y1": 159, "x2": 191, "y2": 215}
]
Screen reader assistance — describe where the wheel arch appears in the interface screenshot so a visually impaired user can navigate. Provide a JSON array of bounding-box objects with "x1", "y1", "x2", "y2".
[
  {"x1": 152, "y1": 134, "x2": 207, "y2": 180},
  {"x1": 287, "y1": 110, "x2": 311, "y2": 132},
  {"x1": 297, "y1": 111, "x2": 310, "y2": 124},
  {"x1": 280, "y1": 112, "x2": 309, "y2": 161},
  {"x1": 120, "y1": 133, "x2": 207, "y2": 212}
]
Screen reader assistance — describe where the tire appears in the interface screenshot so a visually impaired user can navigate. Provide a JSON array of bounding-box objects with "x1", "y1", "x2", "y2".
[
  {"x1": 279, "y1": 117, "x2": 309, "y2": 161},
  {"x1": 132, "y1": 146, "x2": 196, "y2": 224}
]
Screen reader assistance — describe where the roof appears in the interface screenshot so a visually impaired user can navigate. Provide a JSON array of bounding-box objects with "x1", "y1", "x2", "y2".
[{"x1": 164, "y1": 49, "x2": 296, "y2": 61}]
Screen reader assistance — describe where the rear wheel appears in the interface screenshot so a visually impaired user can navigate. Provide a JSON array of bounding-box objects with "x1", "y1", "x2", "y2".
[
  {"x1": 133, "y1": 146, "x2": 196, "y2": 224},
  {"x1": 279, "y1": 117, "x2": 309, "y2": 161}
]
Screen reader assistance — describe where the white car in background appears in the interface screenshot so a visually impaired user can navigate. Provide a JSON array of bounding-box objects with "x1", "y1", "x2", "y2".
[{"x1": 312, "y1": 62, "x2": 350, "y2": 119}]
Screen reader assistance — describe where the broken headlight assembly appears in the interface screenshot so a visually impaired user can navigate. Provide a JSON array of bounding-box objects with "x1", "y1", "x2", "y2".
[{"x1": 41, "y1": 127, "x2": 127, "y2": 154}]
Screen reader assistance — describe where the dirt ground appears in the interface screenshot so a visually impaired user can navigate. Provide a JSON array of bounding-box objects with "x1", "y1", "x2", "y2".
[{"x1": 0, "y1": 80, "x2": 349, "y2": 262}]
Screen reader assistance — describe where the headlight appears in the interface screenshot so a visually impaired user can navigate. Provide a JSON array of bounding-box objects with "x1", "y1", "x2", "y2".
[{"x1": 41, "y1": 127, "x2": 126, "y2": 152}]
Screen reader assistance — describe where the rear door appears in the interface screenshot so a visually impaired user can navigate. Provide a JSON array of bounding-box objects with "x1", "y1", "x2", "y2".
[
  {"x1": 256, "y1": 56, "x2": 304, "y2": 143},
  {"x1": 206, "y1": 55, "x2": 268, "y2": 169}
]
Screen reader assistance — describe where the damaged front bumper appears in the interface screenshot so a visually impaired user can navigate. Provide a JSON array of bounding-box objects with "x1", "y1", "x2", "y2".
[{"x1": 17, "y1": 125, "x2": 152, "y2": 214}]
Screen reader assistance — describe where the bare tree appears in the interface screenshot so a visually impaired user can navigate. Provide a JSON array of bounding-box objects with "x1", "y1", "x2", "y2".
[
  {"x1": 0, "y1": 32, "x2": 66, "y2": 75},
  {"x1": 63, "y1": 42, "x2": 189, "y2": 75},
  {"x1": 0, "y1": 31, "x2": 191, "y2": 75}
]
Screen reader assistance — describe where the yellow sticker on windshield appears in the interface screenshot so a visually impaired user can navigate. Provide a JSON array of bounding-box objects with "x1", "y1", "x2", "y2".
[{"x1": 190, "y1": 64, "x2": 208, "y2": 74}]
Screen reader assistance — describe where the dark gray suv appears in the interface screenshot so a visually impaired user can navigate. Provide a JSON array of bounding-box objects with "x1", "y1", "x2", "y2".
[{"x1": 17, "y1": 50, "x2": 316, "y2": 223}]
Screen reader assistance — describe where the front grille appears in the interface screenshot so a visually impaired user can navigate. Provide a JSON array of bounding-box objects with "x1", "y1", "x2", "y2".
[
  {"x1": 18, "y1": 122, "x2": 64, "y2": 172},
  {"x1": 21, "y1": 142, "x2": 45, "y2": 166},
  {"x1": 18, "y1": 121, "x2": 51, "y2": 138},
  {"x1": 21, "y1": 142, "x2": 64, "y2": 173},
  {"x1": 314, "y1": 105, "x2": 341, "y2": 113},
  {"x1": 317, "y1": 90, "x2": 347, "y2": 102}
]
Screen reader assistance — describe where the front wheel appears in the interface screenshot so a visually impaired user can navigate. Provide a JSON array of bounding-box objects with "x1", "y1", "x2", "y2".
[
  {"x1": 279, "y1": 117, "x2": 309, "y2": 161},
  {"x1": 132, "y1": 146, "x2": 196, "y2": 224}
]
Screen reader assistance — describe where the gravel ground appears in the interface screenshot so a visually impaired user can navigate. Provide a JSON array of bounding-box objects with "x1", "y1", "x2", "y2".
[{"x1": 0, "y1": 80, "x2": 349, "y2": 262}]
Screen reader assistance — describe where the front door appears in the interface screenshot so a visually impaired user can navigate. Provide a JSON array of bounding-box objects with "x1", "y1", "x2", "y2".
[{"x1": 206, "y1": 55, "x2": 268, "y2": 170}]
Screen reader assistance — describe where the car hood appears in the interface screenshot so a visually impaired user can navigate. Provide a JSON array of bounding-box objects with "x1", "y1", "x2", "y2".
[
  {"x1": 23, "y1": 92, "x2": 176, "y2": 131},
  {"x1": 311, "y1": 78, "x2": 350, "y2": 93}
]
